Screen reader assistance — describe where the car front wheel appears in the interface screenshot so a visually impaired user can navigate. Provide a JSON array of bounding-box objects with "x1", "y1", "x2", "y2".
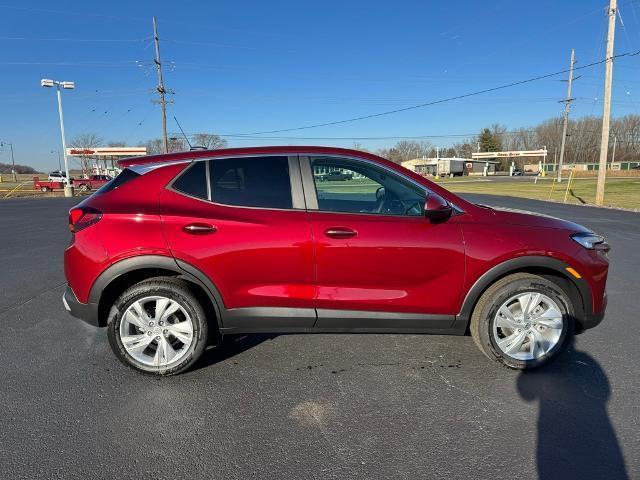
[
  {"x1": 107, "y1": 277, "x2": 209, "y2": 375},
  {"x1": 470, "y1": 273, "x2": 574, "y2": 369}
]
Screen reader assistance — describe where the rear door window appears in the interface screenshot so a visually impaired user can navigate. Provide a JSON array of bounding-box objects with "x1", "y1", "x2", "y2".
[{"x1": 209, "y1": 156, "x2": 292, "y2": 209}]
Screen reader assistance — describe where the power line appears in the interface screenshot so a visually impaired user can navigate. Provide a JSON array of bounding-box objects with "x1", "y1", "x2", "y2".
[
  {"x1": 163, "y1": 38, "x2": 294, "y2": 53},
  {"x1": 0, "y1": 36, "x2": 149, "y2": 43},
  {"x1": 225, "y1": 49, "x2": 640, "y2": 136},
  {"x1": 0, "y1": 61, "x2": 139, "y2": 67}
]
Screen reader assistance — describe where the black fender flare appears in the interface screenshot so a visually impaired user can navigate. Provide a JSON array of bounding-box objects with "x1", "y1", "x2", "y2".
[
  {"x1": 89, "y1": 255, "x2": 226, "y2": 328},
  {"x1": 456, "y1": 255, "x2": 592, "y2": 323}
]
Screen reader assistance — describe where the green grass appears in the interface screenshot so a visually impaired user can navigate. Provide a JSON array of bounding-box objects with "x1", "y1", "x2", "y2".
[
  {"x1": 316, "y1": 180, "x2": 379, "y2": 194},
  {"x1": 438, "y1": 177, "x2": 640, "y2": 210}
]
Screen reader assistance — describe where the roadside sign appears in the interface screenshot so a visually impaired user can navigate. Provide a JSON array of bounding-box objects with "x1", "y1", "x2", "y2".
[{"x1": 66, "y1": 147, "x2": 147, "y2": 157}]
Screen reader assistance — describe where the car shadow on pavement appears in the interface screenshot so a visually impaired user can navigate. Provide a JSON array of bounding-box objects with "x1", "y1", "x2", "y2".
[
  {"x1": 517, "y1": 340, "x2": 629, "y2": 480},
  {"x1": 194, "y1": 333, "x2": 278, "y2": 371}
]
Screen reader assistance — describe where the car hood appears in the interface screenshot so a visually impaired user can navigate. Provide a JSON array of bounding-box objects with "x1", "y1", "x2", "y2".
[{"x1": 479, "y1": 205, "x2": 590, "y2": 232}]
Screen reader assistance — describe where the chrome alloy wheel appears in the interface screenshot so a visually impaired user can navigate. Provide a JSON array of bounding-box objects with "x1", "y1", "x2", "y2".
[
  {"x1": 492, "y1": 292, "x2": 564, "y2": 361},
  {"x1": 119, "y1": 296, "x2": 194, "y2": 368}
]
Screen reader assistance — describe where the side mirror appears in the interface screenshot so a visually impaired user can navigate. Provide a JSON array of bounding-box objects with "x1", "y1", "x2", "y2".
[{"x1": 425, "y1": 193, "x2": 453, "y2": 223}]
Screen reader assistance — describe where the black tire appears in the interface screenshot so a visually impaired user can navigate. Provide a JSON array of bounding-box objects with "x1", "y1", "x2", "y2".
[
  {"x1": 470, "y1": 272, "x2": 574, "y2": 370},
  {"x1": 107, "y1": 277, "x2": 209, "y2": 376},
  {"x1": 41, "y1": 186, "x2": 49, "y2": 192}
]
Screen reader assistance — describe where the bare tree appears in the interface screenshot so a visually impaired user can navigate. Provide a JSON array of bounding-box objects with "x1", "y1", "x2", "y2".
[
  {"x1": 191, "y1": 133, "x2": 228, "y2": 150},
  {"x1": 141, "y1": 138, "x2": 187, "y2": 155},
  {"x1": 351, "y1": 143, "x2": 370, "y2": 153},
  {"x1": 70, "y1": 133, "x2": 103, "y2": 175},
  {"x1": 451, "y1": 139, "x2": 477, "y2": 158},
  {"x1": 377, "y1": 140, "x2": 434, "y2": 164}
]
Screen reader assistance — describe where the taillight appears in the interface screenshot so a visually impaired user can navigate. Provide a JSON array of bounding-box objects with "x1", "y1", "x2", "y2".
[{"x1": 69, "y1": 207, "x2": 102, "y2": 233}]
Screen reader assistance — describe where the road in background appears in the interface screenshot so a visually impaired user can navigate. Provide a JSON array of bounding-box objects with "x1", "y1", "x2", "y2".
[{"x1": 0, "y1": 196, "x2": 637, "y2": 479}]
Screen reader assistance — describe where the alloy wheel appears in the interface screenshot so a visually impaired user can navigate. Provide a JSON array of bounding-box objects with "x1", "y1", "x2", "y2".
[
  {"x1": 119, "y1": 296, "x2": 194, "y2": 368},
  {"x1": 492, "y1": 292, "x2": 564, "y2": 361}
]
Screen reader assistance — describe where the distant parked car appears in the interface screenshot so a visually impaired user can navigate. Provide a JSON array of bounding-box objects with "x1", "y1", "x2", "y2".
[
  {"x1": 318, "y1": 171, "x2": 353, "y2": 181},
  {"x1": 48, "y1": 171, "x2": 68, "y2": 184},
  {"x1": 512, "y1": 168, "x2": 524, "y2": 176},
  {"x1": 632, "y1": 164, "x2": 640, "y2": 170}
]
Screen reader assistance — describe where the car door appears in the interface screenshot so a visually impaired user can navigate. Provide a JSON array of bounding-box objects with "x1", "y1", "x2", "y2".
[
  {"x1": 301, "y1": 155, "x2": 466, "y2": 329},
  {"x1": 160, "y1": 155, "x2": 316, "y2": 329}
]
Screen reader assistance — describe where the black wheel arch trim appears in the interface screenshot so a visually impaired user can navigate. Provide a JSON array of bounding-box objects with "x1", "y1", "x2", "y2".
[
  {"x1": 457, "y1": 255, "x2": 593, "y2": 326},
  {"x1": 88, "y1": 255, "x2": 225, "y2": 328}
]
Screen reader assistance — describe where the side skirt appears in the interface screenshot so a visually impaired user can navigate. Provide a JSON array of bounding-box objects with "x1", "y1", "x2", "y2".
[{"x1": 220, "y1": 307, "x2": 468, "y2": 336}]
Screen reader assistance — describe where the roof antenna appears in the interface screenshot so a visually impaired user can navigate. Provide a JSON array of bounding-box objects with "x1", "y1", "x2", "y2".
[{"x1": 174, "y1": 116, "x2": 206, "y2": 150}]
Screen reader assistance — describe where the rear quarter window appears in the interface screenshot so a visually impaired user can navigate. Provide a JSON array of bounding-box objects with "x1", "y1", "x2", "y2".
[
  {"x1": 95, "y1": 168, "x2": 140, "y2": 194},
  {"x1": 172, "y1": 161, "x2": 208, "y2": 200}
]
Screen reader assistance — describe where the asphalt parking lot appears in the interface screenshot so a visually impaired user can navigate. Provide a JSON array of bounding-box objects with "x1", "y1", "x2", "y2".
[{"x1": 1, "y1": 195, "x2": 638, "y2": 480}]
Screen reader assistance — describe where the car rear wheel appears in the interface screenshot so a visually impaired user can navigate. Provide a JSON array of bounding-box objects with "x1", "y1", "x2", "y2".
[
  {"x1": 470, "y1": 273, "x2": 574, "y2": 369},
  {"x1": 107, "y1": 277, "x2": 208, "y2": 375}
]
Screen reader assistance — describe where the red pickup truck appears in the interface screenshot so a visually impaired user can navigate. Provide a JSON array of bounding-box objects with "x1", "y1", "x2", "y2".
[
  {"x1": 73, "y1": 175, "x2": 112, "y2": 191},
  {"x1": 34, "y1": 175, "x2": 112, "y2": 192}
]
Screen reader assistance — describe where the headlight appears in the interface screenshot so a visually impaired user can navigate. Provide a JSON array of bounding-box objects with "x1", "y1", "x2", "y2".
[{"x1": 571, "y1": 232, "x2": 609, "y2": 252}]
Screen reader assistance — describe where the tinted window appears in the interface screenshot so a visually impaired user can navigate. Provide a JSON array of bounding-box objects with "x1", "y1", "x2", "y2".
[
  {"x1": 210, "y1": 156, "x2": 292, "y2": 209},
  {"x1": 311, "y1": 157, "x2": 425, "y2": 216},
  {"x1": 96, "y1": 168, "x2": 140, "y2": 195},
  {"x1": 173, "y1": 161, "x2": 208, "y2": 199}
]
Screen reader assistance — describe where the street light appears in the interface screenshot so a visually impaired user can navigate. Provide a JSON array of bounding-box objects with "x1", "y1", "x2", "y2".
[
  {"x1": 41, "y1": 78, "x2": 75, "y2": 197},
  {"x1": 0, "y1": 141, "x2": 16, "y2": 182},
  {"x1": 50, "y1": 150, "x2": 62, "y2": 172}
]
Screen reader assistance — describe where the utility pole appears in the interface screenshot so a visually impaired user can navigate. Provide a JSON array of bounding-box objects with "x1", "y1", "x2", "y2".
[
  {"x1": 153, "y1": 16, "x2": 169, "y2": 154},
  {"x1": 557, "y1": 49, "x2": 576, "y2": 182},
  {"x1": 596, "y1": 0, "x2": 617, "y2": 206},
  {"x1": 0, "y1": 142, "x2": 16, "y2": 182},
  {"x1": 611, "y1": 135, "x2": 617, "y2": 165}
]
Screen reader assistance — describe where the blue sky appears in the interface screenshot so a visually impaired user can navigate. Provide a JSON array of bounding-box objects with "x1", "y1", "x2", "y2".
[{"x1": 1, "y1": 0, "x2": 639, "y2": 170}]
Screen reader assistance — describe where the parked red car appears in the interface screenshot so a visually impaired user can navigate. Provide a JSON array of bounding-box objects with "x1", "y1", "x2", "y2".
[{"x1": 63, "y1": 146, "x2": 609, "y2": 375}]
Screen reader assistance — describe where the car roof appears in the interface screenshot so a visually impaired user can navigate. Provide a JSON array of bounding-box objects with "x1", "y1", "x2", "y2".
[
  {"x1": 116, "y1": 144, "x2": 476, "y2": 212},
  {"x1": 118, "y1": 145, "x2": 386, "y2": 168}
]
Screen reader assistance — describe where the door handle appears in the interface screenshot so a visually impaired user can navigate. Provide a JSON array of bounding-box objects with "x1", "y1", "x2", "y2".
[
  {"x1": 324, "y1": 227, "x2": 357, "y2": 239},
  {"x1": 183, "y1": 223, "x2": 217, "y2": 235}
]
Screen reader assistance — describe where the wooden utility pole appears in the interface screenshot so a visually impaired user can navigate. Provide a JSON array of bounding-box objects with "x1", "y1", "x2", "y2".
[
  {"x1": 611, "y1": 135, "x2": 617, "y2": 164},
  {"x1": 596, "y1": 0, "x2": 617, "y2": 205},
  {"x1": 557, "y1": 49, "x2": 575, "y2": 182},
  {"x1": 153, "y1": 17, "x2": 169, "y2": 154}
]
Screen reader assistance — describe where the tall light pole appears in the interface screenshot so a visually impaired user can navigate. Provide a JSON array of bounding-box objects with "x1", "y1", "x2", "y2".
[
  {"x1": 0, "y1": 141, "x2": 17, "y2": 182},
  {"x1": 41, "y1": 78, "x2": 75, "y2": 197}
]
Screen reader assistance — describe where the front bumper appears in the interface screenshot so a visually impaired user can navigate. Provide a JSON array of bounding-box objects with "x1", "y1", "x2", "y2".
[
  {"x1": 582, "y1": 312, "x2": 605, "y2": 331},
  {"x1": 577, "y1": 290, "x2": 607, "y2": 333},
  {"x1": 63, "y1": 285, "x2": 100, "y2": 327}
]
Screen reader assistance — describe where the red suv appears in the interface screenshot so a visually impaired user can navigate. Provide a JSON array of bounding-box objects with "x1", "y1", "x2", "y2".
[{"x1": 63, "y1": 147, "x2": 609, "y2": 375}]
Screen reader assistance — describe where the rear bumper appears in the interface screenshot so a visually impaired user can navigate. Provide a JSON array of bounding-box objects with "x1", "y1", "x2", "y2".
[{"x1": 63, "y1": 285, "x2": 100, "y2": 327}]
